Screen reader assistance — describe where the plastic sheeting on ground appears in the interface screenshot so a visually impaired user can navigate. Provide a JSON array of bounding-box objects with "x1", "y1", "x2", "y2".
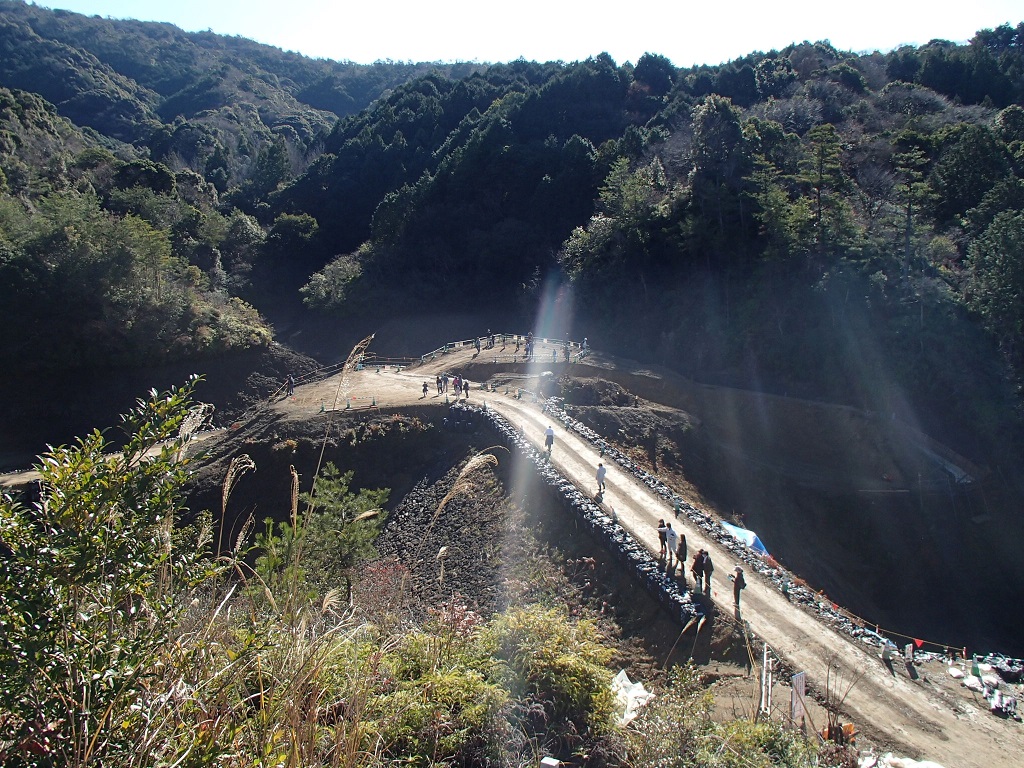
[
  {"x1": 612, "y1": 669, "x2": 654, "y2": 725},
  {"x1": 720, "y1": 521, "x2": 770, "y2": 556},
  {"x1": 858, "y1": 754, "x2": 946, "y2": 768}
]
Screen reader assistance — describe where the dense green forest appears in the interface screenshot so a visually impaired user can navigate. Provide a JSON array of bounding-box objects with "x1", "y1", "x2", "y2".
[{"x1": 2, "y1": 0, "x2": 1024, "y2": 461}]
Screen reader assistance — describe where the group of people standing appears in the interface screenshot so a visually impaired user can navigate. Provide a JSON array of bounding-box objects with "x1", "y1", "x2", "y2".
[
  {"x1": 577, "y1": 480, "x2": 745, "y2": 608},
  {"x1": 507, "y1": 331, "x2": 587, "y2": 363},
  {"x1": 522, "y1": 332, "x2": 536, "y2": 361},
  {"x1": 432, "y1": 373, "x2": 470, "y2": 399},
  {"x1": 651, "y1": 520, "x2": 747, "y2": 608}
]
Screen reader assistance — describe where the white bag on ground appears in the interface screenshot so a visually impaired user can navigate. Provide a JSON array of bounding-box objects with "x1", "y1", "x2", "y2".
[
  {"x1": 612, "y1": 669, "x2": 654, "y2": 725},
  {"x1": 859, "y1": 753, "x2": 946, "y2": 768}
]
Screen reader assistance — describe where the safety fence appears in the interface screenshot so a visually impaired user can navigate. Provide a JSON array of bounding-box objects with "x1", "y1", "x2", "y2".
[
  {"x1": 265, "y1": 353, "x2": 421, "y2": 405},
  {"x1": 418, "y1": 333, "x2": 591, "y2": 365},
  {"x1": 266, "y1": 333, "x2": 592, "y2": 407}
]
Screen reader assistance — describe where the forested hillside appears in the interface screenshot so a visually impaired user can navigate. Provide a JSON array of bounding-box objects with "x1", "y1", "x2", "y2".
[
  {"x1": 298, "y1": 32, "x2": 1024, "y2": 460},
  {"x1": 0, "y1": 0, "x2": 474, "y2": 371},
  {"x1": 0, "y1": 0, "x2": 479, "y2": 146},
  {"x1": 2, "y1": 0, "x2": 1024, "y2": 465}
]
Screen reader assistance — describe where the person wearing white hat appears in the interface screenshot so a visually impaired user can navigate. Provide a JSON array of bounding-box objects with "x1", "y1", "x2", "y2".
[{"x1": 730, "y1": 565, "x2": 746, "y2": 608}]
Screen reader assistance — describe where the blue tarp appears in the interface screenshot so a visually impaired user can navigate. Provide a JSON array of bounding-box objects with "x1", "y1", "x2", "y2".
[{"x1": 721, "y1": 521, "x2": 769, "y2": 557}]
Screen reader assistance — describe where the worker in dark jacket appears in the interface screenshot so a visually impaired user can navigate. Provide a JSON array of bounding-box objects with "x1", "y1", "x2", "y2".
[
  {"x1": 691, "y1": 550, "x2": 705, "y2": 591},
  {"x1": 730, "y1": 565, "x2": 746, "y2": 608}
]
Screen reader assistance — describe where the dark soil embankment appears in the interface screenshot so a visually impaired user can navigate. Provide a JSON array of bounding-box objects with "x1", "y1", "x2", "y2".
[{"x1": 186, "y1": 405, "x2": 459, "y2": 534}]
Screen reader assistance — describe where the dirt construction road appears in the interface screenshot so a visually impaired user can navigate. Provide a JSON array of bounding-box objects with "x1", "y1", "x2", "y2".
[{"x1": 278, "y1": 344, "x2": 1019, "y2": 767}]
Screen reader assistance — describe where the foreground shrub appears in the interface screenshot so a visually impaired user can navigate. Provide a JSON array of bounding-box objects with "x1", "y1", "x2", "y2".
[
  {"x1": 625, "y1": 665, "x2": 817, "y2": 768},
  {"x1": 481, "y1": 604, "x2": 615, "y2": 733},
  {"x1": 360, "y1": 603, "x2": 506, "y2": 765},
  {"x1": 0, "y1": 378, "x2": 218, "y2": 766}
]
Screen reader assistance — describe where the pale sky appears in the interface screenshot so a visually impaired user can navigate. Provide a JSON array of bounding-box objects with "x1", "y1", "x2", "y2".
[{"x1": 35, "y1": 0, "x2": 1023, "y2": 67}]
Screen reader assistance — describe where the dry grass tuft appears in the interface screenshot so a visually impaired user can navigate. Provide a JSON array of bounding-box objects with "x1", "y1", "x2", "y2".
[
  {"x1": 435, "y1": 452, "x2": 499, "y2": 519},
  {"x1": 219, "y1": 453, "x2": 256, "y2": 553}
]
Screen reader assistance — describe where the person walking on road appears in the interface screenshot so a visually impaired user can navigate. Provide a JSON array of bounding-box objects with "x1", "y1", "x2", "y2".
[
  {"x1": 656, "y1": 519, "x2": 668, "y2": 558},
  {"x1": 703, "y1": 552, "x2": 714, "y2": 593},
  {"x1": 691, "y1": 550, "x2": 706, "y2": 591},
  {"x1": 665, "y1": 523, "x2": 679, "y2": 567},
  {"x1": 422, "y1": 381, "x2": 429, "y2": 398},
  {"x1": 544, "y1": 425, "x2": 555, "y2": 455},
  {"x1": 286, "y1": 374, "x2": 295, "y2": 397},
  {"x1": 677, "y1": 533, "x2": 688, "y2": 582},
  {"x1": 595, "y1": 462, "x2": 607, "y2": 493},
  {"x1": 730, "y1": 565, "x2": 746, "y2": 608}
]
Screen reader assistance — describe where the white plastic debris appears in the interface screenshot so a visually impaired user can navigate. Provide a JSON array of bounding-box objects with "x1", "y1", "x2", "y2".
[
  {"x1": 989, "y1": 689, "x2": 1003, "y2": 712},
  {"x1": 947, "y1": 667, "x2": 964, "y2": 679},
  {"x1": 962, "y1": 675, "x2": 984, "y2": 692},
  {"x1": 859, "y1": 753, "x2": 947, "y2": 768},
  {"x1": 612, "y1": 669, "x2": 654, "y2": 725}
]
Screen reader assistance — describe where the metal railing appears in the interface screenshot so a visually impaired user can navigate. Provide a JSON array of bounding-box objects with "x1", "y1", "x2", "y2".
[
  {"x1": 267, "y1": 332, "x2": 592, "y2": 405},
  {"x1": 418, "y1": 333, "x2": 590, "y2": 364}
]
